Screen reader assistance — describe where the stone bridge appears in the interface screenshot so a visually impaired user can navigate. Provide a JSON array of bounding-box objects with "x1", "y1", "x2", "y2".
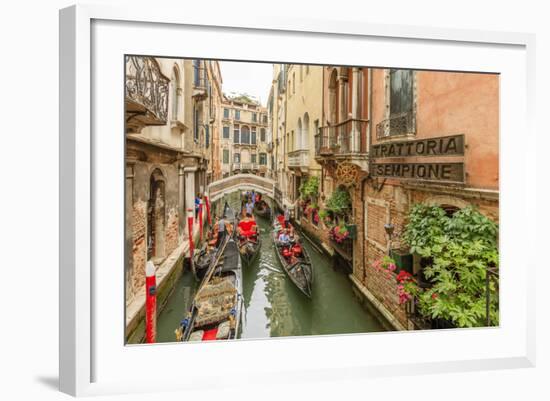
[{"x1": 207, "y1": 174, "x2": 282, "y2": 207}]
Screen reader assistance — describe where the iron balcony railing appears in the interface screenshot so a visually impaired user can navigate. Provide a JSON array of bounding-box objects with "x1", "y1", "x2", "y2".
[
  {"x1": 315, "y1": 118, "x2": 369, "y2": 157},
  {"x1": 376, "y1": 111, "x2": 415, "y2": 139},
  {"x1": 125, "y1": 56, "x2": 170, "y2": 125},
  {"x1": 287, "y1": 149, "x2": 309, "y2": 168}
]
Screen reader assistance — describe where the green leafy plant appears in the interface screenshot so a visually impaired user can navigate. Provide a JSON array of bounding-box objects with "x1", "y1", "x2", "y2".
[
  {"x1": 325, "y1": 187, "x2": 351, "y2": 215},
  {"x1": 299, "y1": 176, "x2": 320, "y2": 201},
  {"x1": 401, "y1": 204, "x2": 499, "y2": 328}
]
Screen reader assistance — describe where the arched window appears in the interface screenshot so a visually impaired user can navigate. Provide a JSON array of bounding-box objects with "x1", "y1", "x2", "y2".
[
  {"x1": 170, "y1": 66, "x2": 181, "y2": 120},
  {"x1": 296, "y1": 118, "x2": 302, "y2": 150},
  {"x1": 302, "y1": 113, "x2": 310, "y2": 149}
]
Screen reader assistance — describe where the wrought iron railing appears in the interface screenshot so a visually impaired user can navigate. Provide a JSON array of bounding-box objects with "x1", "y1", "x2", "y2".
[
  {"x1": 376, "y1": 111, "x2": 415, "y2": 139},
  {"x1": 125, "y1": 56, "x2": 169, "y2": 124},
  {"x1": 316, "y1": 119, "x2": 369, "y2": 157}
]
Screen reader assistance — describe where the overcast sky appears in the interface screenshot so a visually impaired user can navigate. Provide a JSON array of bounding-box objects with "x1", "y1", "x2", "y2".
[{"x1": 219, "y1": 61, "x2": 273, "y2": 106}]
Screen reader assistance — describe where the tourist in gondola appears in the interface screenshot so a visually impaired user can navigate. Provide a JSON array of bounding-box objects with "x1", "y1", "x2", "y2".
[
  {"x1": 244, "y1": 198, "x2": 254, "y2": 217},
  {"x1": 238, "y1": 213, "x2": 258, "y2": 241}
]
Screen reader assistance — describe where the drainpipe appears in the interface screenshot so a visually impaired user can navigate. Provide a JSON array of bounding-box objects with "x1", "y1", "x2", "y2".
[
  {"x1": 361, "y1": 176, "x2": 368, "y2": 284},
  {"x1": 362, "y1": 68, "x2": 373, "y2": 284}
]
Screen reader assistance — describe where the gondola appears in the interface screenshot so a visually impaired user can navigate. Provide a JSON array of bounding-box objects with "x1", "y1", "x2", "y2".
[
  {"x1": 254, "y1": 200, "x2": 271, "y2": 220},
  {"x1": 192, "y1": 202, "x2": 237, "y2": 280},
  {"x1": 271, "y1": 219, "x2": 314, "y2": 298},
  {"x1": 176, "y1": 233, "x2": 243, "y2": 342},
  {"x1": 236, "y1": 214, "x2": 261, "y2": 266}
]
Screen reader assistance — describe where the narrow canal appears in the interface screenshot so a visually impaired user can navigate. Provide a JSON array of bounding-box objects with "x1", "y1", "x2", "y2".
[{"x1": 155, "y1": 192, "x2": 387, "y2": 343}]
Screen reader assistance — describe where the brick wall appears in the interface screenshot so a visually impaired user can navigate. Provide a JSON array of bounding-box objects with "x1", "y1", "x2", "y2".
[
  {"x1": 165, "y1": 208, "x2": 179, "y2": 255},
  {"x1": 356, "y1": 180, "x2": 498, "y2": 329},
  {"x1": 130, "y1": 200, "x2": 147, "y2": 303}
]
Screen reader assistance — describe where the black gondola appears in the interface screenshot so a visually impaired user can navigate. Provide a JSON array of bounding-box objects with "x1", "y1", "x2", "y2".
[
  {"x1": 192, "y1": 202, "x2": 237, "y2": 280},
  {"x1": 236, "y1": 214, "x2": 261, "y2": 266},
  {"x1": 176, "y1": 213, "x2": 243, "y2": 342},
  {"x1": 271, "y1": 219, "x2": 314, "y2": 298},
  {"x1": 254, "y1": 200, "x2": 271, "y2": 220}
]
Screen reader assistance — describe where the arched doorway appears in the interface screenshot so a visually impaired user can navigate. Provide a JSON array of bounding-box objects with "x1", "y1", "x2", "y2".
[{"x1": 147, "y1": 169, "x2": 166, "y2": 261}]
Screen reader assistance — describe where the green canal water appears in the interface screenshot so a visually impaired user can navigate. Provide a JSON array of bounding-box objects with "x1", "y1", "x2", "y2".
[{"x1": 155, "y1": 192, "x2": 387, "y2": 343}]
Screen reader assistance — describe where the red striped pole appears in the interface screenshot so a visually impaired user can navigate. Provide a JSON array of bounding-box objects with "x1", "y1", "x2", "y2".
[
  {"x1": 198, "y1": 201, "x2": 203, "y2": 242},
  {"x1": 204, "y1": 195, "x2": 211, "y2": 226},
  {"x1": 187, "y1": 208, "x2": 195, "y2": 271},
  {"x1": 145, "y1": 261, "x2": 157, "y2": 343}
]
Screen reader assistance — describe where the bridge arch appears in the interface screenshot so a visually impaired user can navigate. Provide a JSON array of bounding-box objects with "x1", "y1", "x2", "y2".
[{"x1": 207, "y1": 173, "x2": 280, "y2": 207}]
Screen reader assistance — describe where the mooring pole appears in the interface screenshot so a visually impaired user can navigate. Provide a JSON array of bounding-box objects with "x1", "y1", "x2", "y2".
[
  {"x1": 204, "y1": 195, "x2": 211, "y2": 227},
  {"x1": 199, "y1": 200, "x2": 203, "y2": 243},
  {"x1": 187, "y1": 208, "x2": 195, "y2": 275},
  {"x1": 145, "y1": 261, "x2": 157, "y2": 343}
]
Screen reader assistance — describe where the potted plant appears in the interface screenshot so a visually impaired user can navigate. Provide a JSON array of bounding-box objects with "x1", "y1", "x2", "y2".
[{"x1": 329, "y1": 221, "x2": 350, "y2": 243}]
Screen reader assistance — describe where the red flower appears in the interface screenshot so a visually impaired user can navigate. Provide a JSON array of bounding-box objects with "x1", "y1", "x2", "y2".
[{"x1": 431, "y1": 293, "x2": 438, "y2": 299}]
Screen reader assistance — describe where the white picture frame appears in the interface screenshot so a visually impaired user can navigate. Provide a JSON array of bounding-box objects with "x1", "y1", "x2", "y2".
[{"x1": 59, "y1": 4, "x2": 536, "y2": 397}]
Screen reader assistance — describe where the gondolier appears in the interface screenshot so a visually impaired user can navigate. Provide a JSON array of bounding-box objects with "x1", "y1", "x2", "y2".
[{"x1": 284, "y1": 205, "x2": 290, "y2": 227}]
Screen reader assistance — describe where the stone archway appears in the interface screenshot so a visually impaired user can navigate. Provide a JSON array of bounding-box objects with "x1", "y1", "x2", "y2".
[{"x1": 147, "y1": 168, "x2": 166, "y2": 262}]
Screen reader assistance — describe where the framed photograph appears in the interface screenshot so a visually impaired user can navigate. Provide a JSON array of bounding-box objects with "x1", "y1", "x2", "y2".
[{"x1": 60, "y1": 4, "x2": 536, "y2": 397}]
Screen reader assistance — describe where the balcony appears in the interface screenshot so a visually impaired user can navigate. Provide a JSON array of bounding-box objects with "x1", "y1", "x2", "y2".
[
  {"x1": 287, "y1": 149, "x2": 309, "y2": 170},
  {"x1": 125, "y1": 56, "x2": 169, "y2": 133},
  {"x1": 376, "y1": 111, "x2": 415, "y2": 139},
  {"x1": 315, "y1": 118, "x2": 369, "y2": 171},
  {"x1": 232, "y1": 162, "x2": 258, "y2": 171},
  {"x1": 192, "y1": 76, "x2": 208, "y2": 100}
]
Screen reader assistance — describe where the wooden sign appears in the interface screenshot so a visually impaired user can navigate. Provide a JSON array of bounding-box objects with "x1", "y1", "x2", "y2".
[
  {"x1": 370, "y1": 162, "x2": 464, "y2": 183},
  {"x1": 370, "y1": 134, "x2": 464, "y2": 158}
]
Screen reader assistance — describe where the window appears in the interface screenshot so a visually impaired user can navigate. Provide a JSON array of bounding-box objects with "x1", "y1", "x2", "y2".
[
  {"x1": 233, "y1": 125, "x2": 240, "y2": 143},
  {"x1": 241, "y1": 126, "x2": 250, "y2": 144},
  {"x1": 193, "y1": 107, "x2": 199, "y2": 142},
  {"x1": 259, "y1": 153, "x2": 267, "y2": 165},
  {"x1": 205, "y1": 126, "x2": 210, "y2": 148},
  {"x1": 235, "y1": 109, "x2": 240, "y2": 120},
  {"x1": 260, "y1": 128, "x2": 266, "y2": 142},
  {"x1": 388, "y1": 69, "x2": 414, "y2": 136},
  {"x1": 252, "y1": 113, "x2": 257, "y2": 122},
  {"x1": 223, "y1": 149, "x2": 229, "y2": 164},
  {"x1": 263, "y1": 114, "x2": 268, "y2": 124},
  {"x1": 193, "y1": 60, "x2": 201, "y2": 86},
  {"x1": 223, "y1": 108, "x2": 229, "y2": 118},
  {"x1": 251, "y1": 127, "x2": 257, "y2": 144},
  {"x1": 223, "y1": 126, "x2": 230, "y2": 139},
  {"x1": 292, "y1": 72, "x2": 295, "y2": 94},
  {"x1": 171, "y1": 67, "x2": 180, "y2": 120},
  {"x1": 234, "y1": 153, "x2": 240, "y2": 163},
  {"x1": 251, "y1": 154, "x2": 257, "y2": 163}
]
